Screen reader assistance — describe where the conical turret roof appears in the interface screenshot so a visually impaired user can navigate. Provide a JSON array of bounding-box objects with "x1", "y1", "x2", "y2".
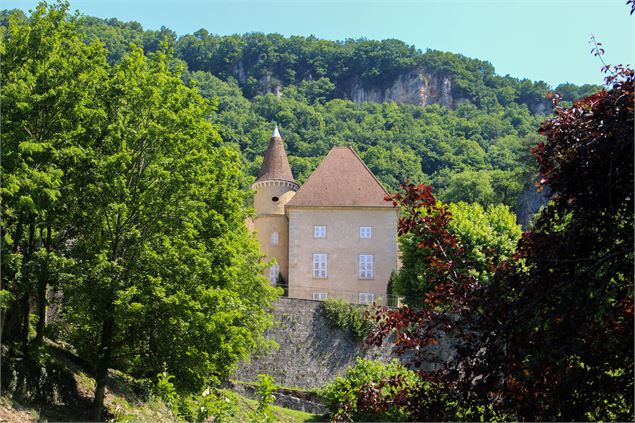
[{"x1": 255, "y1": 126, "x2": 295, "y2": 183}]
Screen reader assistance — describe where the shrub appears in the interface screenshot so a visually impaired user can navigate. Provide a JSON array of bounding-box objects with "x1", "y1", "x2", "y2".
[
  {"x1": 248, "y1": 374, "x2": 277, "y2": 423},
  {"x1": 320, "y1": 357, "x2": 419, "y2": 422},
  {"x1": 322, "y1": 298, "x2": 373, "y2": 340},
  {"x1": 153, "y1": 371, "x2": 237, "y2": 422}
]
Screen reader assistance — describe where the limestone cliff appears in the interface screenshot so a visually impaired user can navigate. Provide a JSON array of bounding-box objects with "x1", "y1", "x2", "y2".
[
  {"x1": 349, "y1": 70, "x2": 456, "y2": 108},
  {"x1": 230, "y1": 60, "x2": 462, "y2": 108},
  {"x1": 227, "y1": 60, "x2": 551, "y2": 112}
]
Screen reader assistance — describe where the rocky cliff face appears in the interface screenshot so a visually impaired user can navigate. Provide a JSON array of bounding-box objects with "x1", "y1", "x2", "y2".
[
  {"x1": 517, "y1": 180, "x2": 551, "y2": 229},
  {"x1": 349, "y1": 70, "x2": 456, "y2": 108},
  {"x1": 231, "y1": 61, "x2": 460, "y2": 108}
]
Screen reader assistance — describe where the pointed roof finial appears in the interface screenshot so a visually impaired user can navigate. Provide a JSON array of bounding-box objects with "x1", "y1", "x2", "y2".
[{"x1": 272, "y1": 124, "x2": 281, "y2": 139}]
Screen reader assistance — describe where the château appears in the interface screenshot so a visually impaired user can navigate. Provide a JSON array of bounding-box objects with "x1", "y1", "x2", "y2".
[{"x1": 250, "y1": 126, "x2": 398, "y2": 304}]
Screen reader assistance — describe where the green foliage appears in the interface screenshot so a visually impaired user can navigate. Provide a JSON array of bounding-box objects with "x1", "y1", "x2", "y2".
[
  {"x1": 37, "y1": 11, "x2": 594, "y2": 215},
  {"x1": 446, "y1": 202, "x2": 522, "y2": 281},
  {"x1": 58, "y1": 41, "x2": 279, "y2": 396},
  {"x1": 248, "y1": 374, "x2": 277, "y2": 423},
  {"x1": 1, "y1": 0, "x2": 110, "y2": 351},
  {"x1": 153, "y1": 372, "x2": 179, "y2": 413},
  {"x1": 322, "y1": 298, "x2": 372, "y2": 340},
  {"x1": 436, "y1": 170, "x2": 496, "y2": 205},
  {"x1": 153, "y1": 371, "x2": 237, "y2": 422},
  {"x1": 554, "y1": 82, "x2": 603, "y2": 106},
  {"x1": 394, "y1": 201, "x2": 521, "y2": 307},
  {"x1": 1, "y1": 3, "x2": 278, "y2": 419},
  {"x1": 320, "y1": 358, "x2": 419, "y2": 422},
  {"x1": 276, "y1": 272, "x2": 288, "y2": 296}
]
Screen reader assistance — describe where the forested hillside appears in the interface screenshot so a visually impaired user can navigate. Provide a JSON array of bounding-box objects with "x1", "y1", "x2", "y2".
[
  {"x1": 0, "y1": 9, "x2": 600, "y2": 216},
  {"x1": 2, "y1": 4, "x2": 632, "y2": 422}
]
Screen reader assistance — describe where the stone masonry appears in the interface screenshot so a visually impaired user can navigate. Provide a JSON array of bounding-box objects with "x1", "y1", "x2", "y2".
[{"x1": 233, "y1": 297, "x2": 396, "y2": 389}]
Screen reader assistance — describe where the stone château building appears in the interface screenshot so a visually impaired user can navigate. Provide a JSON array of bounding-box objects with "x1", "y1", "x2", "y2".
[{"x1": 251, "y1": 127, "x2": 398, "y2": 305}]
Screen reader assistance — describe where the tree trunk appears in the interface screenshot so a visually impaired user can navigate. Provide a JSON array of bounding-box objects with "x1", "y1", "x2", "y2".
[
  {"x1": 34, "y1": 224, "x2": 52, "y2": 346},
  {"x1": 20, "y1": 220, "x2": 36, "y2": 355},
  {"x1": 91, "y1": 313, "x2": 114, "y2": 421}
]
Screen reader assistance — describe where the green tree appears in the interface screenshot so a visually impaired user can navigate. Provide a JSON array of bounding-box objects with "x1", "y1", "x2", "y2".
[
  {"x1": 394, "y1": 200, "x2": 521, "y2": 307},
  {"x1": 2, "y1": 4, "x2": 279, "y2": 420},
  {"x1": 1, "y1": 1, "x2": 108, "y2": 352},
  {"x1": 435, "y1": 169, "x2": 495, "y2": 206},
  {"x1": 446, "y1": 202, "x2": 521, "y2": 282},
  {"x1": 362, "y1": 145, "x2": 426, "y2": 191},
  {"x1": 248, "y1": 374, "x2": 277, "y2": 423},
  {"x1": 321, "y1": 357, "x2": 420, "y2": 422},
  {"x1": 57, "y1": 45, "x2": 278, "y2": 419}
]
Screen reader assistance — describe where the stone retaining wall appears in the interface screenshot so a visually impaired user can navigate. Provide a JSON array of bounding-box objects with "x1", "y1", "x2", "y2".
[{"x1": 233, "y1": 297, "x2": 397, "y2": 389}]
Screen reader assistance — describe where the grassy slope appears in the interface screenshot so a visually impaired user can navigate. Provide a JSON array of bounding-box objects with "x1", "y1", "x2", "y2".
[
  {"x1": 0, "y1": 343, "x2": 323, "y2": 422},
  {"x1": 232, "y1": 392, "x2": 325, "y2": 423},
  {"x1": 1, "y1": 379, "x2": 322, "y2": 423}
]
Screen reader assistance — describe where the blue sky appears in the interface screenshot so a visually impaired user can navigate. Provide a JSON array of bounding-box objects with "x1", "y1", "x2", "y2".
[{"x1": 5, "y1": 0, "x2": 633, "y2": 87}]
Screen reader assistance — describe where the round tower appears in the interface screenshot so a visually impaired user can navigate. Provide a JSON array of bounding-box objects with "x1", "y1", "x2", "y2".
[{"x1": 252, "y1": 126, "x2": 298, "y2": 286}]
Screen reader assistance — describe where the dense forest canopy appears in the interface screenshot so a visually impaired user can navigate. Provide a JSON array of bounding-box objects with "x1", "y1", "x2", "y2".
[
  {"x1": 73, "y1": 15, "x2": 597, "y2": 108},
  {"x1": 0, "y1": 9, "x2": 601, "y2": 221}
]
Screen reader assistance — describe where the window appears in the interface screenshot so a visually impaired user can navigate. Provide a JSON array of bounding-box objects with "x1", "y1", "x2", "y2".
[
  {"x1": 269, "y1": 263, "x2": 279, "y2": 284},
  {"x1": 312, "y1": 292, "x2": 328, "y2": 301},
  {"x1": 359, "y1": 292, "x2": 375, "y2": 305},
  {"x1": 313, "y1": 253, "x2": 327, "y2": 278},
  {"x1": 360, "y1": 226, "x2": 372, "y2": 239},
  {"x1": 359, "y1": 255, "x2": 374, "y2": 279},
  {"x1": 270, "y1": 231, "x2": 279, "y2": 246},
  {"x1": 314, "y1": 225, "x2": 326, "y2": 238}
]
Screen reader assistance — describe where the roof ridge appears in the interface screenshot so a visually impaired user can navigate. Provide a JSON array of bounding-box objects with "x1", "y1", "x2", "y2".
[
  {"x1": 345, "y1": 146, "x2": 390, "y2": 197},
  {"x1": 286, "y1": 145, "x2": 391, "y2": 208},
  {"x1": 287, "y1": 145, "x2": 336, "y2": 196}
]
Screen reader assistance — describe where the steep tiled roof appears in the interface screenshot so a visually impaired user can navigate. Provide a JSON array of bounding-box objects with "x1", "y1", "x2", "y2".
[
  {"x1": 255, "y1": 126, "x2": 295, "y2": 183},
  {"x1": 287, "y1": 147, "x2": 391, "y2": 208}
]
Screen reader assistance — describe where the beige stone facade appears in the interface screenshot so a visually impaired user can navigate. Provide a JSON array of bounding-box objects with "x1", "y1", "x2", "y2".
[
  {"x1": 287, "y1": 207, "x2": 398, "y2": 305},
  {"x1": 251, "y1": 127, "x2": 398, "y2": 305},
  {"x1": 252, "y1": 180, "x2": 298, "y2": 284}
]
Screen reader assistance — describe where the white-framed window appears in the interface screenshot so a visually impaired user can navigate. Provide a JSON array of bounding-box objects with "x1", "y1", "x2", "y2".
[
  {"x1": 312, "y1": 292, "x2": 328, "y2": 301},
  {"x1": 269, "y1": 263, "x2": 279, "y2": 284},
  {"x1": 314, "y1": 225, "x2": 326, "y2": 238},
  {"x1": 271, "y1": 231, "x2": 279, "y2": 246},
  {"x1": 359, "y1": 254, "x2": 374, "y2": 279},
  {"x1": 313, "y1": 253, "x2": 328, "y2": 278},
  {"x1": 360, "y1": 226, "x2": 372, "y2": 239},
  {"x1": 359, "y1": 292, "x2": 375, "y2": 305}
]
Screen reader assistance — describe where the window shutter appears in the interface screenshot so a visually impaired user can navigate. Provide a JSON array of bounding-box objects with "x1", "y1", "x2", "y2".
[
  {"x1": 313, "y1": 254, "x2": 327, "y2": 278},
  {"x1": 359, "y1": 255, "x2": 374, "y2": 279}
]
